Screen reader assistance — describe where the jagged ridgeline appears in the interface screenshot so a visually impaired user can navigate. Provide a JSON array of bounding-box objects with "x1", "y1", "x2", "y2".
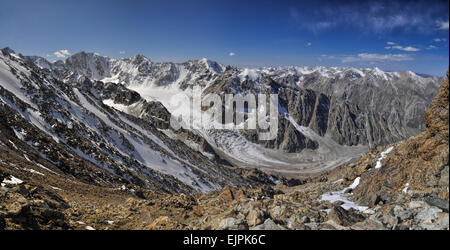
[{"x1": 0, "y1": 47, "x2": 444, "y2": 193}]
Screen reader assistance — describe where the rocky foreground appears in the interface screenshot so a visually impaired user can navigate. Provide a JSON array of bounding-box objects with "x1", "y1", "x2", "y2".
[{"x1": 1, "y1": 74, "x2": 449, "y2": 230}]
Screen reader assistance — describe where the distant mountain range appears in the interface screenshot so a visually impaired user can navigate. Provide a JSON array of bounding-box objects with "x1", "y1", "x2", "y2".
[{"x1": 0, "y1": 47, "x2": 444, "y2": 193}]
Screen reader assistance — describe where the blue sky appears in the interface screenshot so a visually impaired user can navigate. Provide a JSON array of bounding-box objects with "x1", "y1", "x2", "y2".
[{"x1": 0, "y1": 0, "x2": 448, "y2": 75}]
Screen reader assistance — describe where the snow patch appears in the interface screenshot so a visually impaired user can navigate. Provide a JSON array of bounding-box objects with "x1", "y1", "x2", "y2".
[
  {"x1": 320, "y1": 177, "x2": 368, "y2": 212},
  {"x1": 333, "y1": 178, "x2": 343, "y2": 184},
  {"x1": 238, "y1": 68, "x2": 260, "y2": 82},
  {"x1": 375, "y1": 146, "x2": 394, "y2": 169},
  {"x1": 402, "y1": 183, "x2": 409, "y2": 193},
  {"x1": 346, "y1": 177, "x2": 360, "y2": 191},
  {"x1": 24, "y1": 154, "x2": 32, "y2": 162},
  {"x1": 2, "y1": 175, "x2": 23, "y2": 185},
  {"x1": 50, "y1": 185, "x2": 62, "y2": 190},
  {"x1": 13, "y1": 128, "x2": 26, "y2": 140},
  {"x1": 36, "y1": 163, "x2": 59, "y2": 175},
  {"x1": 25, "y1": 168, "x2": 44, "y2": 176},
  {"x1": 8, "y1": 140, "x2": 18, "y2": 150}
]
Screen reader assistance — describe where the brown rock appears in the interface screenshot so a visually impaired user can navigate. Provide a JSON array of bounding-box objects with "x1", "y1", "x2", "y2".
[
  {"x1": 317, "y1": 223, "x2": 338, "y2": 230},
  {"x1": 219, "y1": 186, "x2": 236, "y2": 202},
  {"x1": 218, "y1": 186, "x2": 247, "y2": 202},
  {"x1": 247, "y1": 208, "x2": 267, "y2": 227},
  {"x1": 367, "y1": 194, "x2": 383, "y2": 207},
  {"x1": 147, "y1": 216, "x2": 175, "y2": 230},
  {"x1": 328, "y1": 206, "x2": 365, "y2": 226},
  {"x1": 351, "y1": 219, "x2": 385, "y2": 230}
]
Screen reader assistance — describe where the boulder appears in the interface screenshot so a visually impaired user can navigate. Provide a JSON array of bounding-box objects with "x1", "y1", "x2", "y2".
[
  {"x1": 147, "y1": 216, "x2": 176, "y2": 230},
  {"x1": 328, "y1": 206, "x2": 365, "y2": 226},
  {"x1": 250, "y1": 219, "x2": 285, "y2": 230},
  {"x1": 218, "y1": 186, "x2": 246, "y2": 202},
  {"x1": 367, "y1": 194, "x2": 383, "y2": 207},
  {"x1": 218, "y1": 218, "x2": 248, "y2": 230},
  {"x1": 246, "y1": 208, "x2": 267, "y2": 227},
  {"x1": 392, "y1": 206, "x2": 413, "y2": 221},
  {"x1": 408, "y1": 200, "x2": 430, "y2": 210},
  {"x1": 351, "y1": 218, "x2": 385, "y2": 230},
  {"x1": 417, "y1": 211, "x2": 449, "y2": 230},
  {"x1": 381, "y1": 211, "x2": 398, "y2": 228},
  {"x1": 422, "y1": 197, "x2": 449, "y2": 212},
  {"x1": 415, "y1": 206, "x2": 442, "y2": 222}
]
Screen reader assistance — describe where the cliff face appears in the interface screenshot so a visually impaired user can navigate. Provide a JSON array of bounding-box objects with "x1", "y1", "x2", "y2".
[{"x1": 353, "y1": 72, "x2": 449, "y2": 204}]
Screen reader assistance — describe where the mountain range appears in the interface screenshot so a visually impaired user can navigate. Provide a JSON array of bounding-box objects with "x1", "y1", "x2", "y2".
[
  {"x1": 0, "y1": 47, "x2": 444, "y2": 193},
  {"x1": 0, "y1": 47, "x2": 448, "y2": 230}
]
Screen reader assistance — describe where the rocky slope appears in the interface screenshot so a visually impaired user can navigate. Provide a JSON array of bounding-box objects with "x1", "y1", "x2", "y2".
[{"x1": 352, "y1": 71, "x2": 449, "y2": 207}]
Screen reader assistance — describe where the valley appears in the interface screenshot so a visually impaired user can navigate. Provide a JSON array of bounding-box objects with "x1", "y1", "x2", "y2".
[{"x1": 0, "y1": 47, "x2": 448, "y2": 230}]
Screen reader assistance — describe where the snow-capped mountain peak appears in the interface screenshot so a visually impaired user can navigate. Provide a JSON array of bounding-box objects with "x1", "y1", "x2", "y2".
[
  {"x1": 129, "y1": 54, "x2": 150, "y2": 64},
  {"x1": 198, "y1": 57, "x2": 225, "y2": 75}
]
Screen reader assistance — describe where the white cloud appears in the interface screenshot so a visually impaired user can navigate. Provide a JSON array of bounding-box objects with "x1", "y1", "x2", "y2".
[
  {"x1": 341, "y1": 56, "x2": 360, "y2": 63},
  {"x1": 291, "y1": 1, "x2": 448, "y2": 34},
  {"x1": 437, "y1": 20, "x2": 449, "y2": 30},
  {"x1": 342, "y1": 53, "x2": 414, "y2": 63},
  {"x1": 427, "y1": 45, "x2": 437, "y2": 50},
  {"x1": 306, "y1": 42, "x2": 312, "y2": 47},
  {"x1": 318, "y1": 54, "x2": 334, "y2": 61},
  {"x1": 391, "y1": 45, "x2": 420, "y2": 52},
  {"x1": 385, "y1": 44, "x2": 420, "y2": 51},
  {"x1": 119, "y1": 51, "x2": 125, "y2": 54},
  {"x1": 54, "y1": 49, "x2": 70, "y2": 58},
  {"x1": 229, "y1": 52, "x2": 235, "y2": 56},
  {"x1": 319, "y1": 54, "x2": 336, "y2": 59},
  {"x1": 434, "y1": 38, "x2": 447, "y2": 42}
]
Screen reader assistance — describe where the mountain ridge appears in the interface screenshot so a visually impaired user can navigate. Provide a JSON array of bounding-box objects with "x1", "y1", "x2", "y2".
[
  {"x1": 0, "y1": 47, "x2": 444, "y2": 192},
  {"x1": 0, "y1": 47, "x2": 448, "y2": 230},
  {"x1": 22, "y1": 48, "x2": 445, "y2": 78}
]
